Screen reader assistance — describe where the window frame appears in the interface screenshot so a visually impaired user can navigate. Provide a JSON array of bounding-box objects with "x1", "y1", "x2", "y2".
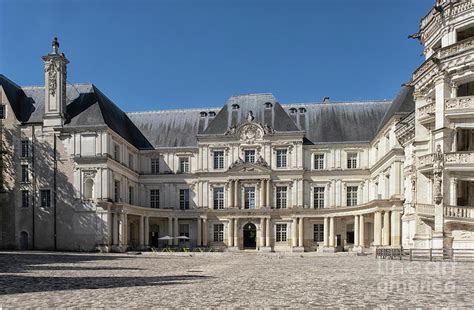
[
  {"x1": 275, "y1": 149, "x2": 287, "y2": 168},
  {"x1": 179, "y1": 157, "x2": 190, "y2": 173},
  {"x1": 275, "y1": 223, "x2": 287, "y2": 242},
  {"x1": 313, "y1": 186, "x2": 325, "y2": 209},
  {"x1": 114, "y1": 180, "x2": 121, "y2": 203},
  {"x1": 150, "y1": 158, "x2": 160, "y2": 174},
  {"x1": 313, "y1": 224, "x2": 324, "y2": 243},
  {"x1": 347, "y1": 152, "x2": 358, "y2": 169},
  {"x1": 244, "y1": 149, "x2": 256, "y2": 163},
  {"x1": 179, "y1": 188, "x2": 190, "y2": 210},
  {"x1": 0, "y1": 104, "x2": 5, "y2": 119},
  {"x1": 346, "y1": 186, "x2": 358, "y2": 206},
  {"x1": 213, "y1": 150, "x2": 225, "y2": 170},
  {"x1": 150, "y1": 189, "x2": 160, "y2": 208},
  {"x1": 21, "y1": 140, "x2": 30, "y2": 158},
  {"x1": 21, "y1": 164, "x2": 29, "y2": 183},
  {"x1": 313, "y1": 153, "x2": 325, "y2": 170},
  {"x1": 40, "y1": 189, "x2": 51, "y2": 208},
  {"x1": 275, "y1": 186, "x2": 287, "y2": 209},
  {"x1": 244, "y1": 187, "x2": 256, "y2": 209},
  {"x1": 213, "y1": 187, "x2": 225, "y2": 210},
  {"x1": 21, "y1": 190, "x2": 29, "y2": 208},
  {"x1": 213, "y1": 223, "x2": 224, "y2": 242}
]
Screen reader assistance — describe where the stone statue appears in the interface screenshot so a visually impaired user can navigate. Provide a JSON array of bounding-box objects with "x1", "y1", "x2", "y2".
[{"x1": 246, "y1": 111, "x2": 255, "y2": 122}]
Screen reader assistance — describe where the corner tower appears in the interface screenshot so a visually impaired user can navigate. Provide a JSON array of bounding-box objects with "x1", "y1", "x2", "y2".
[{"x1": 42, "y1": 37, "x2": 69, "y2": 127}]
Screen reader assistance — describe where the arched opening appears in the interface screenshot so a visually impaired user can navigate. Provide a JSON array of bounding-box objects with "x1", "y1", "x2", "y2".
[
  {"x1": 243, "y1": 223, "x2": 257, "y2": 249},
  {"x1": 20, "y1": 231, "x2": 28, "y2": 250},
  {"x1": 84, "y1": 178, "x2": 94, "y2": 200}
]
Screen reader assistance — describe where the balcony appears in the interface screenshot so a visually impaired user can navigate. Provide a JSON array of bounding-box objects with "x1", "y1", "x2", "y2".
[
  {"x1": 444, "y1": 205, "x2": 474, "y2": 221},
  {"x1": 445, "y1": 96, "x2": 474, "y2": 119},
  {"x1": 417, "y1": 204, "x2": 435, "y2": 218},
  {"x1": 417, "y1": 153, "x2": 435, "y2": 172},
  {"x1": 444, "y1": 151, "x2": 474, "y2": 170},
  {"x1": 417, "y1": 100, "x2": 435, "y2": 125}
]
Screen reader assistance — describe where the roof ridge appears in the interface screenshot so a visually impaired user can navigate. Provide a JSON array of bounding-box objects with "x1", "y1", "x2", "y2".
[
  {"x1": 22, "y1": 83, "x2": 93, "y2": 89},
  {"x1": 127, "y1": 107, "x2": 221, "y2": 114},
  {"x1": 282, "y1": 99, "x2": 391, "y2": 107}
]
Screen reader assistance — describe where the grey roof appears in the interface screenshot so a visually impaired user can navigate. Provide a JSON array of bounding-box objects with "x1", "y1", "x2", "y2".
[
  {"x1": 127, "y1": 108, "x2": 220, "y2": 148},
  {"x1": 282, "y1": 100, "x2": 391, "y2": 144},
  {"x1": 0, "y1": 74, "x2": 35, "y2": 122},
  {"x1": 376, "y1": 85, "x2": 415, "y2": 132},
  {"x1": 20, "y1": 83, "x2": 153, "y2": 150},
  {"x1": 203, "y1": 93, "x2": 301, "y2": 135}
]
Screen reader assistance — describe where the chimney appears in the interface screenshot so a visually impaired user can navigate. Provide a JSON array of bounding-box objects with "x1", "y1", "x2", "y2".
[
  {"x1": 322, "y1": 96, "x2": 330, "y2": 104},
  {"x1": 42, "y1": 37, "x2": 69, "y2": 128}
]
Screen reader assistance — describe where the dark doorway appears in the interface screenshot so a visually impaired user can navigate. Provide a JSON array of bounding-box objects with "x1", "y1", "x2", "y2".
[
  {"x1": 346, "y1": 231, "x2": 354, "y2": 244},
  {"x1": 243, "y1": 223, "x2": 257, "y2": 249},
  {"x1": 20, "y1": 231, "x2": 28, "y2": 250},
  {"x1": 336, "y1": 234, "x2": 342, "y2": 247},
  {"x1": 150, "y1": 224, "x2": 160, "y2": 248}
]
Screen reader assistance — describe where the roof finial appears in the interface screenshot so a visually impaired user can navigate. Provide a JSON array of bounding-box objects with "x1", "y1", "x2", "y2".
[{"x1": 52, "y1": 37, "x2": 59, "y2": 54}]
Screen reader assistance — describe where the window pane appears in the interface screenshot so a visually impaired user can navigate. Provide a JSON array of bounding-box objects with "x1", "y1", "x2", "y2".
[
  {"x1": 244, "y1": 150, "x2": 255, "y2": 163},
  {"x1": 151, "y1": 158, "x2": 159, "y2": 174},
  {"x1": 213, "y1": 187, "x2": 224, "y2": 209},
  {"x1": 244, "y1": 187, "x2": 255, "y2": 209},
  {"x1": 150, "y1": 189, "x2": 160, "y2": 208},
  {"x1": 276, "y1": 150, "x2": 287, "y2": 168},
  {"x1": 346, "y1": 186, "x2": 358, "y2": 206},
  {"x1": 213, "y1": 224, "x2": 224, "y2": 242},
  {"x1": 313, "y1": 224, "x2": 324, "y2": 242},
  {"x1": 276, "y1": 186, "x2": 287, "y2": 209},
  {"x1": 180, "y1": 189, "x2": 190, "y2": 209},
  {"x1": 314, "y1": 154, "x2": 324, "y2": 170},
  {"x1": 213, "y1": 151, "x2": 224, "y2": 169},
  {"x1": 314, "y1": 187, "x2": 325, "y2": 208}
]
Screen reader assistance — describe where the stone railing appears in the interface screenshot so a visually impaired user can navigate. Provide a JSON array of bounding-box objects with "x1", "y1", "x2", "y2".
[
  {"x1": 445, "y1": 95, "x2": 474, "y2": 110},
  {"x1": 444, "y1": 151, "x2": 474, "y2": 165},
  {"x1": 418, "y1": 101, "x2": 435, "y2": 119},
  {"x1": 418, "y1": 153, "x2": 435, "y2": 168},
  {"x1": 417, "y1": 204, "x2": 435, "y2": 217},
  {"x1": 439, "y1": 37, "x2": 474, "y2": 59},
  {"x1": 444, "y1": 205, "x2": 474, "y2": 220}
]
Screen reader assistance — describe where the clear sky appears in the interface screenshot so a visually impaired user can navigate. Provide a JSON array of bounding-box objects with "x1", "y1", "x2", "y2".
[{"x1": 1, "y1": 0, "x2": 433, "y2": 111}]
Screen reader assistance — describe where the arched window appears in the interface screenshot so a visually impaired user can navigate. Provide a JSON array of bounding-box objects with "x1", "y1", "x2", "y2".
[{"x1": 84, "y1": 178, "x2": 94, "y2": 200}]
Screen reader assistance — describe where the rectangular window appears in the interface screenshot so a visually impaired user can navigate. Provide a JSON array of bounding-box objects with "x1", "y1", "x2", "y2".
[
  {"x1": 213, "y1": 187, "x2": 224, "y2": 210},
  {"x1": 0, "y1": 105, "x2": 5, "y2": 119},
  {"x1": 40, "y1": 189, "x2": 51, "y2": 208},
  {"x1": 244, "y1": 150, "x2": 255, "y2": 163},
  {"x1": 347, "y1": 186, "x2": 358, "y2": 206},
  {"x1": 313, "y1": 224, "x2": 324, "y2": 242},
  {"x1": 151, "y1": 158, "x2": 159, "y2": 174},
  {"x1": 128, "y1": 154, "x2": 134, "y2": 170},
  {"x1": 314, "y1": 154, "x2": 324, "y2": 170},
  {"x1": 213, "y1": 151, "x2": 224, "y2": 169},
  {"x1": 179, "y1": 224, "x2": 190, "y2": 243},
  {"x1": 179, "y1": 157, "x2": 189, "y2": 173},
  {"x1": 21, "y1": 190, "x2": 29, "y2": 208},
  {"x1": 114, "y1": 144, "x2": 120, "y2": 161},
  {"x1": 128, "y1": 186, "x2": 134, "y2": 204},
  {"x1": 213, "y1": 223, "x2": 224, "y2": 242},
  {"x1": 276, "y1": 224, "x2": 287, "y2": 242},
  {"x1": 275, "y1": 186, "x2": 287, "y2": 209},
  {"x1": 114, "y1": 180, "x2": 120, "y2": 202},
  {"x1": 150, "y1": 189, "x2": 160, "y2": 208},
  {"x1": 313, "y1": 187, "x2": 325, "y2": 209},
  {"x1": 347, "y1": 153, "x2": 358, "y2": 169},
  {"x1": 21, "y1": 165, "x2": 29, "y2": 183},
  {"x1": 179, "y1": 189, "x2": 190, "y2": 209},
  {"x1": 276, "y1": 149, "x2": 287, "y2": 168},
  {"x1": 244, "y1": 187, "x2": 256, "y2": 209},
  {"x1": 21, "y1": 140, "x2": 30, "y2": 158}
]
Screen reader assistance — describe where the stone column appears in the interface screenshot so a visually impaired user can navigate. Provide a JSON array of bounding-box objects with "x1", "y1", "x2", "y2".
[
  {"x1": 298, "y1": 217, "x2": 304, "y2": 247},
  {"x1": 234, "y1": 218, "x2": 239, "y2": 248},
  {"x1": 359, "y1": 214, "x2": 365, "y2": 248},
  {"x1": 354, "y1": 215, "x2": 359, "y2": 247},
  {"x1": 266, "y1": 179, "x2": 271, "y2": 208},
  {"x1": 329, "y1": 217, "x2": 335, "y2": 247},
  {"x1": 107, "y1": 210, "x2": 113, "y2": 245},
  {"x1": 113, "y1": 213, "x2": 119, "y2": 245},
  {"x1": 197, "y1": 217, "x2": 202, "y2": 246},
  {"x1": 450, "y1": 178, "x2": 457, "y2": 206},
  {"x1": 265, "y1": 218, "x2": 271, "y2": 247},
  {"x1": 391, "y1": 209, "x2": 401, "y2": 247},
  {"x1": 121, "y1": 213, "x2": 128, "y2": 246},
  {"x1": 234, "y1": 180, "x2": 239, "y2": 209},
  {"x1": 260, "y1": 218, "x2": 266, "y2": 247},
  {"x1": 228, "y1": 218, "x2": 234, "y2": 247},
  {"x1": 139, "y1": 215, "x2": 144, "y2": 248},
  {"x1": 174, "y1": 217, "x2": 179, "y2": 246},
  {"x1": 292, "y1": 218, "x2": 298, "y2": 247},
  {"x1": 168, "y1": 217, "x2": 173, "y2": 246},
  {"x1": 323, "y1": 217, "x2": 329, "y2": 247},
  {"x1": 260, "y1": 179, "x2": 266, "y2": 208},
  {"x1": 383, "y1": 211, "x2": 390, "y2": 246},
  {"x1": 374, "y1": 211, "x2": 382, "y2": 246},
  {"x1": 228, "y1": 180, "x2": 234, "y2": 208},
  {"x1": 144, "y1": 216, "x2": 149, "y2": 247},
  {"x1": 202, "y1": 218, "x2": 208, "y2": 246}
]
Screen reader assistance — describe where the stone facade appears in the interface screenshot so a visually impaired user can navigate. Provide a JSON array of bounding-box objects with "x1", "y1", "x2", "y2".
[{"x1": 0, "y1": 1, "x2": 473, "y2": 253}]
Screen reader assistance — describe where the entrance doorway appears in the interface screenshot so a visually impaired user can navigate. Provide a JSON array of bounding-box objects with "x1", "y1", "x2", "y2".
[
  {"x1": 149, "y1": 224, "x2": 160, "y2": 248},
  {"x1": 243, "y1": 223, "x2": 257, "y2": 249},
  {"x1": 20, "y1": 231, "x2": 28, "y2": 250}
]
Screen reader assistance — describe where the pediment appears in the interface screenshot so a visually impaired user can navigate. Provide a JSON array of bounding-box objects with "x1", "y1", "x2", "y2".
[{"x1": 228, "y1": 157, "x2": 271, "y2": 173}]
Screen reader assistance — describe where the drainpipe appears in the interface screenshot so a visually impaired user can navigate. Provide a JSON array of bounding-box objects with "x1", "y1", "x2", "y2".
[
  {"x1": 32, "y1": 125, "x2": 36, "y2": 249},
  {"x1": 53, "y1": 132, "x2": 57, "y2": 250}
]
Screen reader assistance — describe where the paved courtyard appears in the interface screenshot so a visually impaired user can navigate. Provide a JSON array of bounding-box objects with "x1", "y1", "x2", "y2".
[{"x1": 0, "y1": 251, "x2": 472, "y2": 308}]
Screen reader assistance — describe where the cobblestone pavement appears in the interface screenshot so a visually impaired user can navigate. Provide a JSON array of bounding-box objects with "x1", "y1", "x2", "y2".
[{"x1": 0, "y1": 251, "x2": 472, "y2": 308}]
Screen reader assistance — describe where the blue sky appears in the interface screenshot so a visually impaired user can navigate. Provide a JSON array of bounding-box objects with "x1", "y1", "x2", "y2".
[{"x1": 1, "y1": 0, "x2": 433, "y2": 111}]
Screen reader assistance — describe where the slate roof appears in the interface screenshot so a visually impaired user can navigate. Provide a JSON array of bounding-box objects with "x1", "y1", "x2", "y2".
[
  {"x1": 127, "y1": 108, "x2": 220, "y2": 148},
  {"x1": 282, "y1": 100, "x2": 392, "y2": 144},
  {"x1": 375, "y1": 85, "x2": 415, "y2": 133},
  {"x1": 0, "y1": 77, "x2": 152, "y2": 150}
]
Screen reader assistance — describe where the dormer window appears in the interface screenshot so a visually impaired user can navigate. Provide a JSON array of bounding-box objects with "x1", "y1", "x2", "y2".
[
  {"x1": 200, "y1": 111, "x2": 208, "y2": 117},
  {"x1": 264, "y1": 102, "x2": 273, "y2": 108},
  {"x1": 208, "y1": 111, "x2": 216, "y2": 117},
  {"x1": 299, "y1": 107, "x2": 306, "y2": 113},
  {"x1": 289, "y1": 108, "x2": 297, "y2": 114},
  {"x1": 232, "y1": 104, "x2": 240, "y2": 110},
  {"x1": 0, "y1": 105, "x2": 5, "y2": 119},
  {"x1": 244, "y1": 149, "x2": 256, "y2": 163}
]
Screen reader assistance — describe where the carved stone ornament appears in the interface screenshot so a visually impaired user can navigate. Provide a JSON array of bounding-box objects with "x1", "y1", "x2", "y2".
[
  {"x1": 46, "y1": 63, "x2": 58, "y2": 96},
  {"x1": 83, "y1": 170, "x2": 97, "y2": 179},
  {"x1": 239, "y1": 123, "x2": 264, "y2": 143}
]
